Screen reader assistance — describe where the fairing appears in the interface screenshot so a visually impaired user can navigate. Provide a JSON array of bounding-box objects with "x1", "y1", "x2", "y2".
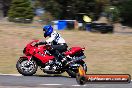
[
  {"x1": 23, "y1": 40, "x2": 54, "y2": 64},
  {"x1": 64, "y1": 47, "x2": 85, "y2": 56}
]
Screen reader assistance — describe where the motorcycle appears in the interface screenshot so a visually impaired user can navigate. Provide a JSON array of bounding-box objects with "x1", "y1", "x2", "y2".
[{"x1": 16, "y1": 40, "x2": 87, "y2": 77}]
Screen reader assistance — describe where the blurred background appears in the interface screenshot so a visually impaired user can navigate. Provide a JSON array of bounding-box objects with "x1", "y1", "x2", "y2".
[
  {"x1": 0, "y1": 0, "x2": 132, "y2": 75},
  {"x1": 0, "y1": 0, "x2": 132, "y2": 31}
]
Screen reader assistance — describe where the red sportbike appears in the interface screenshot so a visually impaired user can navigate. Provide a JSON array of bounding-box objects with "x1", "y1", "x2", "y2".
[{"x1": 16, "y1": 40, "x2": 87, "y2": 77}]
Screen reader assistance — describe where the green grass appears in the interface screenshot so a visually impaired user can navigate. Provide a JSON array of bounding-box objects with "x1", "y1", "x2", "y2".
[{"x1": 0, "y1": 23, "x2": 132, "y2": 76}]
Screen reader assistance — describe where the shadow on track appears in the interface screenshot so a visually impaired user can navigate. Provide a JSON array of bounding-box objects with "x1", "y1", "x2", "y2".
[{"x1": 33, "y1": 74, "x2": 71, "y2": 78}]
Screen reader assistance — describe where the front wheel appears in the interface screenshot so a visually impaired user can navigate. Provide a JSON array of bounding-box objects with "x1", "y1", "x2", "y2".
[
  {"x1": 66, "y1": 61, "x2": 87, "y2": 78},
  {"x1": 16, "y1": 58, "x2": 38, "y2": 76}
]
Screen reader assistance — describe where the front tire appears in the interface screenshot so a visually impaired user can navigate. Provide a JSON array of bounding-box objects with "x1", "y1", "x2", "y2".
[
  {"x1": 16, "y1": 58, "x2": 38, "y2": 76},
  {"x1": 66, "y1": 61, "x2": 87, "y2": 78}
]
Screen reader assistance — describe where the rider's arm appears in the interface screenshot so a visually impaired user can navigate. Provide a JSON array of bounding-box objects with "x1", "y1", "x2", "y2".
[
  {"x1": 35, "y1": 40, "x2": 47, "y2": 46},
  {"x1": 37, "y1": 41, "x2": 47, "y2": 45},
  {"x1": 35, "y1": 32, "x2": 56, "y2": 46},
  {"x1": 45, "y1": 33, "x2": 56, "y2": 43}
]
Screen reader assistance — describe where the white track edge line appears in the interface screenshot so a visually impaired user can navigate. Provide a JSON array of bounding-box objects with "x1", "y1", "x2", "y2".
[
  {"x1": 40, "y1": 84, "x2": 63, "y2": 86},
  {"x1": 0, "y1": 73, "x2": 22, "y2": 76}
]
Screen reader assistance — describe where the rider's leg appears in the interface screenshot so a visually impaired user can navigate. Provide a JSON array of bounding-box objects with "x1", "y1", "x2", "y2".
[{"x1": 50, "y1": 44, "x2": 68, "y2": 64}]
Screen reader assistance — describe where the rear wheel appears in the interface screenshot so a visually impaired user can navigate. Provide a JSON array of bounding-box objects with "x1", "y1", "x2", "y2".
[
  {"x1": 66, "y1": 61, "x2": 87, "y2": 78},
  {"x1": 16, "y1": 58, "x2": 38, "y2": 76}
]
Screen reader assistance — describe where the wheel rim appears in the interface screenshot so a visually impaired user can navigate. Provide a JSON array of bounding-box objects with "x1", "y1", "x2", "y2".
[{"x1": 19, "y1": 60, "x2": 36, "y2": 73}]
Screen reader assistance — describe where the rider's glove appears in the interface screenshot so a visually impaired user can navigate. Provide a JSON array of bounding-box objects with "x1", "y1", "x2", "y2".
[{"x1": 34, "y1": 43, "x2": 38, "y2": 46}]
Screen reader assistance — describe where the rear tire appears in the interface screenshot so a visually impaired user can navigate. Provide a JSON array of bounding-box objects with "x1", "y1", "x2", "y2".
[
  {"x1": 16, "y1": 58, "x2": 38, "y2": 76},
  {"x1": 66, "y1": 61, "x2": 87, "y2": 78}
]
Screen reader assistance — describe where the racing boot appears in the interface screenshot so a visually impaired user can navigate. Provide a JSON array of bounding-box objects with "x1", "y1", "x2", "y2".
[
  {"x1": 61, "y1": 57, "x2": 68, "y2": 66},
  {"x1": 56, "y1": 51, "x2": 68, "y2": 66},
  {"x1": 52, "y1": 50, "x2": 68, "y2": 66}
]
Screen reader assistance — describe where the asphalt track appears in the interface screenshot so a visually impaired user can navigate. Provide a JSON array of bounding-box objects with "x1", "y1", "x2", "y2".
[{"x1": 0, "y1": 74, "x2": 131, "y2": 88}]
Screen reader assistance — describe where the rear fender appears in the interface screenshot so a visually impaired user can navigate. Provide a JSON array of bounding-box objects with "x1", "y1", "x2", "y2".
[
  {"x1": 81, "y1": 47, "x2": 85, "y2": 51},
  {"x1": 65, "y1": 47, "x2": 85, "y2": 56}
]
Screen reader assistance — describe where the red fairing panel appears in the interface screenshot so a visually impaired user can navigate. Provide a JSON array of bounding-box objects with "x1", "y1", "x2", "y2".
[
  {"x1": 64, "y1": 47, "x2": 85, "y2": 56},
  {"x1": 33, "y1": 46, "x2": 55, "y2": 63},
  {"x1": 23, "y1": 40, "x2": 55, "y2": 64},
  {"x1": 34, "y1": 53, "x2": 54, "y2": 63}
]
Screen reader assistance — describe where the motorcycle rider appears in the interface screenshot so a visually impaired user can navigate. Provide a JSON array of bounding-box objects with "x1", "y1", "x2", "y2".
[{"x1": 35, "y1": 25, "x2": 68, "y2": 65}]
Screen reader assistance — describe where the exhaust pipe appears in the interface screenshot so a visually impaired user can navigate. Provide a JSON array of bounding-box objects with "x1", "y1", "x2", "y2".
[{"x1": 66, "y1": 55, "x2": 86, "y2": 65}]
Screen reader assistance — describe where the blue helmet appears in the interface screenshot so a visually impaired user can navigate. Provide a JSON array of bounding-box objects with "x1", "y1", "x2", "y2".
[{"x1": 43, "y1": 25, "x2": 53, "y2": 38}]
